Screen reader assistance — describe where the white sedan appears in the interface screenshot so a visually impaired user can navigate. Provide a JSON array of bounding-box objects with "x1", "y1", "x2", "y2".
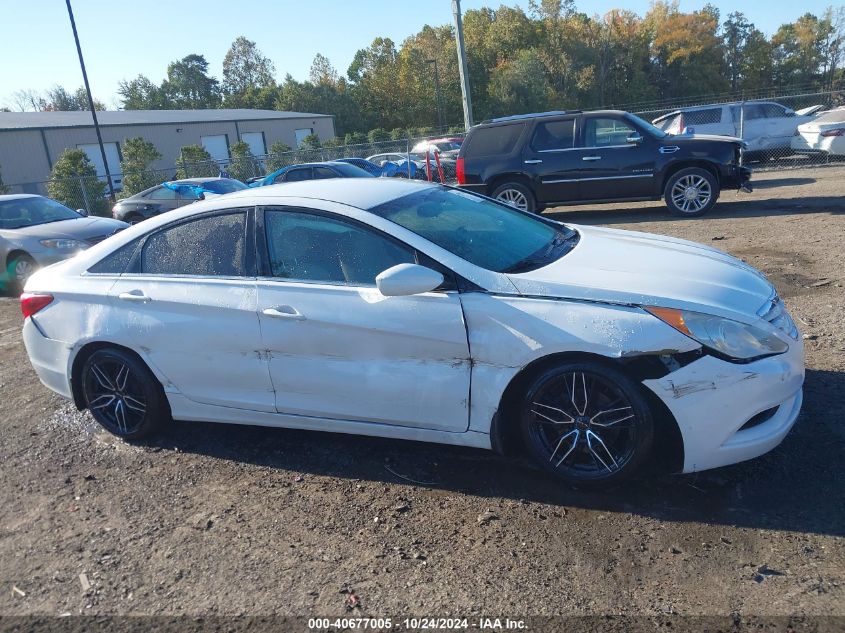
[
  {"x1": 20, "y1": 180, "x2": 804, "y2": 487},
  {"x1": 791, "y1": 107, "x2": 845, "y2": 156}
]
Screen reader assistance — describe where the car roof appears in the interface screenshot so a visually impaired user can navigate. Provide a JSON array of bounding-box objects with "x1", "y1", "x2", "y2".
[
  {"x1": 219, "y1": 177, "x2": 434, "y2": 210},
  {"x1": 176, "y1": 177, "x2": 232, "y2": 183},
  {"x1": 0, "y1": 194, "x2": 41, "y2": 201}
]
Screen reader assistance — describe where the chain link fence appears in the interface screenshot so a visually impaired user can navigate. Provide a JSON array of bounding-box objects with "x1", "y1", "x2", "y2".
[
  {"x1": 5, "y1": 90, "x2": 843, "y2": 214},
  {"x1": 633, "y1": 90, "x2": 845, "y2": 171}
]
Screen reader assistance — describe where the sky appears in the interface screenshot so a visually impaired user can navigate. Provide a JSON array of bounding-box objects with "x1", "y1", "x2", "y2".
[{"x1": 0, "y1": 0, "x2": 838, "y2": 110}]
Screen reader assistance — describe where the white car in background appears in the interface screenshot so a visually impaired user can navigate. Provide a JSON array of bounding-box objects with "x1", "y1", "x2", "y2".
[
  {"x1": 20, "y1": 180, "x2": 804, "y2": 488},
  {"x1": 791, "y1": 107, "x2": 845, "y2": 157},
  {"x1": 653, "y1": 101, "x2": 824, "y2": 160}
]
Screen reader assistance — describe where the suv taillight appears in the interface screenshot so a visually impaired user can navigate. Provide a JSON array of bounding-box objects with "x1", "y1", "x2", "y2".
[
  {"x1": 820, "y1": 128, "x2": 845, "y2": 137},
  {"x1": 456, "y1": 156, "x2": 465, "y2": 184},
  {"x1": 20, "y1": 293, "x2": 54, "y2": 319}
]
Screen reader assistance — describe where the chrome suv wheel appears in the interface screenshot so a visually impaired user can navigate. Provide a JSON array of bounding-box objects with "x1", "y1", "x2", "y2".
[
  {"x1": 520, "y1": 361, "x2": 654, "y2": 487},
  {"x1": 664, "y1": 167, "x2": 719, "y2": 217},
  {"x1": 491, "y1": 182, "x2": 536, "y2": 213}
]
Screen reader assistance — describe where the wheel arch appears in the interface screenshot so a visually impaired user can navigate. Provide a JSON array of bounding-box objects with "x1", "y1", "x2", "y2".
[
  {"x1": 661, "y1": 161, "x2": 721, "y2": 193},
  {"x1": 70, "y1": 341, "x2": 163, "y2": 411},
  {"x1": 490, "y1": 350, "x2": 684, "y2": 473},
  {"x1": 5, "y1": 249, "x2": 32, "y2": 269},
  {"x1": 486, "y1": 172, "x2": 535, "y2": 196}
]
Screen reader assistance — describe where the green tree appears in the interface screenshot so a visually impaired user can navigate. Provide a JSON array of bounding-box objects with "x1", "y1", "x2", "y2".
[
  {"x1": 488, "y1": 50, "x2": 550, "y2": 116},
  {"x1": 723, "y1": 12, "x2": 754, "y2": 92},
  {"x1": 222, "y1": 37, "x2": 276, "y2": 99},
  {"x1": 265, "y1": 140, "x2": 293, "y2": 172},
  {"x1": 309, "y1": 53, "x2": 339, "y2": 86},
  {"x1": 47, "y1": 149, "x2": 107, "y2": 216},
  {"x1": 300, "y1": 133, "x2": 321, "y2": 150},
  {"x1": 368, "y1": 128, "x2": 390, "y2": 143},
  {"x1": 344, "y1": 131, "x2": 368, "y2": 145},
  {"x1": 228, "y1": 141, "x2": 261, "y2": 182},
  {"x1": 119, "y1": 137, "x2": 162, "y2": 198},
  {"x1": 162, "y1": 54, "x2": 221, "y2": 109},
  {"x1": 175, "y1": 145, "x2": 217, "y2": 179},
  {"x1": 118, "y1": 75, "x2": 170, "y2": 109}
]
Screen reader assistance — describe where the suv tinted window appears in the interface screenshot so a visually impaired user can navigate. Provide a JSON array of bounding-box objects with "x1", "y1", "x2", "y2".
[
  {"x1": 531, "y1": 119, "x2": 575, "y2": 151},
  {"x1": 464, "y1": 123, "x2": 525, "y2": 157},
  {"x1": 683, "y1": 108, "x2": 722, "y2": 125},
  {"x1": 264, "y1": 210, "x2": 414, "y2": 285},
  {"x1": 141, "y1": 212, "x2": 247, "y2": 276},
  {"x1": 584, "y1": 118, "x2": 636, "y2": 147}
]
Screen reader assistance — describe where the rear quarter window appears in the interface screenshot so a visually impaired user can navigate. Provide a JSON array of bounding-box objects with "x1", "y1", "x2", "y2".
[
  {"x1": 683, "y1": 108, "x2": 722, "y2": 125},
  {"x1": 464, "y1": 123, "x2": 525, "y2": 157}
]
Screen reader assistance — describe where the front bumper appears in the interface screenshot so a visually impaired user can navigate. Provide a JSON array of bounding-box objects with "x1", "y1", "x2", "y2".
[{"x1": 643, "y1": 339, "x2": 804, "y2": 473}]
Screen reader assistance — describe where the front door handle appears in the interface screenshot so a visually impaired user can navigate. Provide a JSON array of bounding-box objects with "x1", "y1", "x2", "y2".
[
  {"x1": 262, "y1": 306, "x2": 306, "y2": 321},
  {"x1": 524, "y1": 159, "x2": 543, "y2": 164},
  {"x1": 118, "y1": 290, "x2": 151, "y2": 303},
  {"x1": 582, "y1": 156, "x2": 602, "y2": 161}
]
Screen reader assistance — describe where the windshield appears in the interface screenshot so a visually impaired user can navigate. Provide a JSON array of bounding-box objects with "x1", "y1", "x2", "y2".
[
  {"x1": 369, "y1": 187, "x2": 577, "y2": 273},
  {"x1": 201, "y1": 179, "x2": 248, "y2": 194},
  {"x1": 0, "y1": 197, "x2": 81, "y2": 229},
  {"x1": 625, "y1": 113, "x2": 670, "y2": 139}
]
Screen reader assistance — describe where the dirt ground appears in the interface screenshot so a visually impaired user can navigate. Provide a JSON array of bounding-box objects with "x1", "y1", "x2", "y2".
[{"x1": 0, "y1": 166, "x2": 843, "y2": 625}]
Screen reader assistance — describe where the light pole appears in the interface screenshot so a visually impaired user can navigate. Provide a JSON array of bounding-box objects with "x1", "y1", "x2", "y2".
[
  {"x1": 426, "y1": 59, "x2": 444, "y2": 132},
  {"x1": 452, "y1": 0, "x2": 474, "y2": 130},
  {"x1": 65, "y1": 0, "x2": 115, "y2": 202}
]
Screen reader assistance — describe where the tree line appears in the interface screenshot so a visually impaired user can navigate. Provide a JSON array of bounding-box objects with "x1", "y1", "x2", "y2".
[{"x1": 8, "y1": 2, "x2": 844, "y2": 133}]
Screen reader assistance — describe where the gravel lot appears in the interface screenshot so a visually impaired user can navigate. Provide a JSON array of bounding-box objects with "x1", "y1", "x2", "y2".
[{"x1": 0, "y1": 166, "x2": 843, "y2": 625}]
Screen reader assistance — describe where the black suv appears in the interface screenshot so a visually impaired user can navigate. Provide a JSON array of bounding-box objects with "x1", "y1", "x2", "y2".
[{"x1": 456, "y1": 110, "x2": 752, "y2": 216}]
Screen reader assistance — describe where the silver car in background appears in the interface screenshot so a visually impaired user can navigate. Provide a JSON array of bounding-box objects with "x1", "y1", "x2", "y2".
[{"x1": 0, "y1": 194, "x2": 127, "y2": 293}]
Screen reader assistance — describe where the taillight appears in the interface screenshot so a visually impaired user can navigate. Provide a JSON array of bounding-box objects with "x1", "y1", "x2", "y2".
[
  {"x1": 20, "y1": 293, "x2": 53, "y2": 319},
  {"x1": 820, "y1": 128, "x2": 845, "y2": 137},
  {"x1": 679, "y1": 114, "x2": 685, "y2": 134},
  {"x1": 456, "y1": 156, "x2": 465, "y2": 185}
]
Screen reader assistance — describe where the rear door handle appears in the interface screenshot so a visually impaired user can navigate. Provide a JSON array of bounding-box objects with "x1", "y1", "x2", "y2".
[
  {"x1": 262, "y1": 306, "x2": 306, "y2": 321},
  {"x1": 524, "y1": 159, "x2": 543, "y2": 164},
  {"x1": 582, "y1": 156, "x2": 602, "y2": 161},
  {"x1": 118, "y1": 290, "x2": 151, "y2": 304}
]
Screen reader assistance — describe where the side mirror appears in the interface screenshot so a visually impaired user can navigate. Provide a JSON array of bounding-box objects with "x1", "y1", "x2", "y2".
[
  {"x1": 76, "y1": 208, "x2": 88, "y2": 217},
  {"x1": 376, "y1": 263, "x2": 444, "y2": 297},
  {"x1": 626, "y1": 133, "x2": 644, "y2": 145}
]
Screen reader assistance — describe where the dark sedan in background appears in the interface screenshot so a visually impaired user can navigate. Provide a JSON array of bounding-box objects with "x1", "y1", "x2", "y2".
[
  {"x1": 249, "y1": 161, "x2": 374, "y2": 188},
  {"x1": 111, "y1": 177, "x2": 247, "y2": 224}
]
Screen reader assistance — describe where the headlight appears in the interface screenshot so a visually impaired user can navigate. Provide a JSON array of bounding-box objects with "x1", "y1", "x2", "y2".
[
  {"x1": 39, "y1": 239, "x2": 88, "y2": 251},
  {"x1": 646, "y1": 306, "x2": 789, "y2": 360}
]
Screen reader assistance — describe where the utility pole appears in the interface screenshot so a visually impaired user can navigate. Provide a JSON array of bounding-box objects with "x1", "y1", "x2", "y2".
[
  {"x1": 65, "y1": 0, "x2": 115, "y2": 202},
  {"x1": 452, "y1": 0, "x2": 474, "y2": 130},
  {"x1": 427, "y1": 59, "x2": 444, "y2": 131}
]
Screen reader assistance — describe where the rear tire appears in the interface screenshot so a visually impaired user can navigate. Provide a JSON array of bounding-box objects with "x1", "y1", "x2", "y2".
[
  {"x1": 519, "y1": 361, "x2": 654, "y2": 488},
  {"x1": 664, "y1": 167, "x2": 719, "y2": 217},
  {"x1": 491, "y1": 182, "x2": 537, "y2": 213},
  {"x1": 81, "y1": 348, "x2": 169, "y2": 440}
]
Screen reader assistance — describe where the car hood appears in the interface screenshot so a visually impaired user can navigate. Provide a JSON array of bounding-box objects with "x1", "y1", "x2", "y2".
[
  {"x1": 506, "y1": 225, "x2": 774, "y2": 320},
  {"x1": 5, "y1": 217, "x2": 127, "y2": 241}
]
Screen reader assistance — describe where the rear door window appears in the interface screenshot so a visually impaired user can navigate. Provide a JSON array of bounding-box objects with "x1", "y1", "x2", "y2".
[
  {"x1": 530, "y1": 119, "x2": 576, "y2": 151},
  {"x1": 279, "y1": 168, "x2": 312, "y2": 183},
  {"x1": 141, "y1": 212, "x2": 247, "y2": 277},
  {"x1": 464, "y1": 123, "x2": 525, "y2": 157}
]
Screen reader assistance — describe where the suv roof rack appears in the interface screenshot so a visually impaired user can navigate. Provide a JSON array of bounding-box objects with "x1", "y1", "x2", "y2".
[{"x1": 481, "y1": 110, "x2": 581, "y2": 125}]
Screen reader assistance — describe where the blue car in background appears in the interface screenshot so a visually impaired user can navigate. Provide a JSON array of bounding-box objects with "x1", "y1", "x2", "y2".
[
  {"x1": 335, "y1": 157, "x2": 384, "y2": 176},
  {"x1": 249, "y1": 161, "x2": 374, "y2": 188}
]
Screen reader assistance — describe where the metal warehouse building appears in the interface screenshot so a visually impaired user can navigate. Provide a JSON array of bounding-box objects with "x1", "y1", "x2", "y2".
[{"x1": 0, "y1": 109, "x2": 336, "y2": 194}]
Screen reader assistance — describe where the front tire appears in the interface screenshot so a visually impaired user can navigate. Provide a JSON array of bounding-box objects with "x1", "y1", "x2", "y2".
[
  {"x1": 519, "y1": 361, "x2": 654, "y2": 488},
  {"x1": 8, "y1": 253, "x2": 37, "y2": 294},
  {"x1": 491, "y1": 182, "x2": 537, "y2": 213},
  {"x1": 81, "y1": 348, "x2": 169, "y2": 440},
  {"x1": 664, "y1": 167, "x2": 719, "y2": 217}
]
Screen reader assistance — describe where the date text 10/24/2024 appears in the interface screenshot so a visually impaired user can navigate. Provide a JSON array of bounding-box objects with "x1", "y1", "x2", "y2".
[{"x1": 307, "y1": 617, "x2": 527, "y2": 630}]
